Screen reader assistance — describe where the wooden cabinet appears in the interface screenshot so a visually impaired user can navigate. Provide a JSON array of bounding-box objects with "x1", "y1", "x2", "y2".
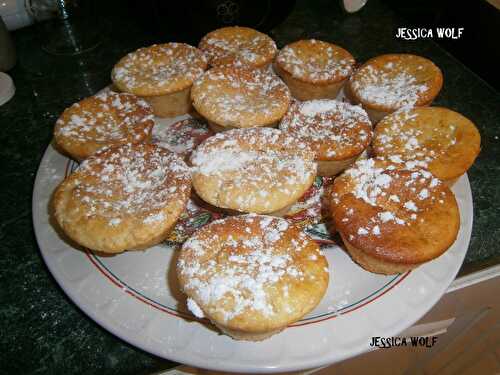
[
  {"x1": 158, "y1": 269, "x2": 500, "y2": 375},
  {"x1": 315, "y1": 271, "x2": 500, "y2": 375}
]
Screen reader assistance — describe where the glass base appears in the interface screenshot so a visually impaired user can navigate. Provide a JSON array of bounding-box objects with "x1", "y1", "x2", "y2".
[{"x1": 42, "y1": 18, "x2": 101, "y2": 56}]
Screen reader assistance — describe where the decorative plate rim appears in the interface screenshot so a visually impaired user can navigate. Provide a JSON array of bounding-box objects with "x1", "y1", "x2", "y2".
[{"x1": 33, "y1": 143, "x2": 473, "y2": 373}]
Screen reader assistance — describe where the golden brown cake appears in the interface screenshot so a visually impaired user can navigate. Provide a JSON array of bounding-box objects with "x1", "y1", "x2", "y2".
[
  {"x1": 279, "y1": 99, "x2": 372, "y2": 176},
  {"x1": 347, "y1": 54, "x2": 443, "y2": 122},
  {"x1": 53, "y1": 91, "x2": 154, "y2": 161},
  {"x1": 177, "y1": 214, "x2": 329, "y2": 341},
  {"x1": 151, "y1": 118, "x2": 213, "y2": 161},
  {"x1": 372, "y1": 106, "x2": 481, "y2": 184},
  {"x1": 328, "y1": 157, "x2": 459, "y2": 275},
  {"x1": 190, "y1": 127, "x2": 317, "y2": 215},
  {"x1": 198, "y1": 26, "x2": 277, "y2": 69},
  {"x1": 275, "y1": 39, "x2": 356, "y2": 100},
  {"x1": 53, "y1": 143, "x2": 191, "y2": 253},
  {"x1": 111, "y1": 43, "x2": 208, "y2": 117},
  {"x1": 190, "y1": 66, "x2": 291, "y2": 132}
]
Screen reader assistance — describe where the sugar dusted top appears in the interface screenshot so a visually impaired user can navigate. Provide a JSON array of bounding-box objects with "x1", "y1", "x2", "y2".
[
  {"x1": 69, "y1": 143, "x2": 191, "y2": 224},
  {"x1": 373, "y1": 106, "x2": 481, "y2": 181},
  {"x1": 199, "y1": 26, "x2": 277, "y2": 69},
  {"x1": 152, "y1": 118, "x2": 213, "y2": 159},
  {"x1": 111, "y1": 43, "x2": 208, "y2": 96},
  {"x1": 192, "y1": 66, "x2": 290, "y2": 128},
  {"x1": 280, "y1": 99, "x2": 372, "y2": 161},
  {"x1": 191, "y1": 66, "x2": 291, "y2": 128},
  {"x1": 55, "y1": 92, "x2": 154, "y2": 143},
  {"x1": 349, "y1": 54, "x2": 443, "y2": 111},
  {"x1": 177, "y1": 214, "x2": 328, "y2": 327},
  {"x1": 190, "y1": 128, "x2": 317, "y2": 213},
  {"x1": 276, "y1": 39, "x2": 355, "y2": 84},
  {"x1": 329, "y1": 157, "x2": 459, "y2": 263}
]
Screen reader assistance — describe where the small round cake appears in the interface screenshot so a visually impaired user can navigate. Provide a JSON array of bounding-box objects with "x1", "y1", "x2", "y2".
[
  {"x1": 328, "y1": 157, "x2": 459, "y2": 275},
  {"x1": 54, "y1": 92, "x2": 154, "y2": 161},
  {"x1": 190, "y1": 66, "x2": 291, "y2": 132},
  {"x1": 190, "y1": 127, "x2": 317, "y2": 215},
  {"x1": 275, "y1": 39, "x2": 356, "y2": 101},
  {"x1": 198, "y1": 26, "x2": 277, "y2": 69},
  {"x1": 111, "y1": 43, "x2": 208, "y2": 117},
  {"x1": 53, "y1": 143, "x2": 191, "y2": 253},
  {"x1": 347, "y1": 54, "x2": 443, "y2": 122},
  {"x1": 372, "y1": 107, "x2": 481, "y2": 184},
  {"x1": 280, "y1": 99, "x2": 372, "y2": 176},
  {"x1": 151, "y1": 118, "x2": 213, "y2": 161},
  {"x1": 177, "y1": 214, "x2": 329, "y2": 341}
]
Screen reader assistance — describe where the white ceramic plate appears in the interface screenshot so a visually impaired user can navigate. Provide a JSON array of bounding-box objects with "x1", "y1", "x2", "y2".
[{"x1": 33, "y1": 120, "x2": 473, "y2": 374}]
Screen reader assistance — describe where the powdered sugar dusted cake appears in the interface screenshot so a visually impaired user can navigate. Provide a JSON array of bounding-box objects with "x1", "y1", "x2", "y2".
[
  {"x1": 191, "y1": 66, "x2": 291, "y2": 132},
  {"x1": 328, "y1": 157, "x2": 459, "y2": 274},
  {"x1": 190, "y1": 127, "x2": 317, "y2": 215},
  {"x1": 347, "y1": 54, "x2": 443, "y2": 122},
  {"x1": 177, "y1": 214, "x2": 329, "y2": 341},
  {"x1": 280, "y1": 99, "x2": 372, "y2": 175},
  {"x1": 372, "y1": 106, "x2": 481, "y2": 183},
  {"x1": 53, "y1": 143, "x2": 191, "y2": 253},
  {"x1": 112, "y1": 43, "x2": 208, "y2": 117},
  {"x1": 112, "y1": 43, "x2": 207, "y2": 96},
  {"x1": 199, "y1": 26, "x2": 277, "y2": 69},
  {"x1": 54, "y1": 91, "x2": 154, "y2": 160},
  {"x1": 275, "y1": 39, "x2": 356, "y2": 100}
]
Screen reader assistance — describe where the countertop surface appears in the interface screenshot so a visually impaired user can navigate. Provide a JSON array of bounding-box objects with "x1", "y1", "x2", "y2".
[{"x1": 1, "y1": 0, "x2": 499, "y2": 374}]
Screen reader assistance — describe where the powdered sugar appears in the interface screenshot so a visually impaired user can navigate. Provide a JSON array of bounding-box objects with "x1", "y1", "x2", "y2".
[
  {"x1": 73, "y1": 143, "x2": 191, "y2": 225},
  {"x1": 143, "y1": 212, "x2": 166, "y2": 224},
  {"x1": 55, "y1": 91, "x2": 154, "y2": 143},
  {"x1": 276, "y1": 39, "x2": 355, "y2": 82},
  {"x1": 191, "y1": 66, "x2": 290, "y2": 127},
  {"x1": 350, "y1": 54, "x2": 439, "y2": 109},
  {"x1": 334, "y1": 157, "x2": 448, "y2": 238},
  {"x1": 352, "y1": 64, "x2": 428, "y2": 108},
  {"x1": 373, "y1": 107, "x2": 458, "y2": 167},
  {"x1": 187, "y1": 297, "x2": 205, "y2": 318},
  {"x1": 344, "y1": 158, "x2": 393, "y2": 206},
  {"x1": 199, "y1": 27, "x2": 277, "y2": 68},
  {"x1": 112, "y1": 43, "x2": 207, "y2": 94},
  {"x1": 279, "y1": 99, "x2": 372, "y2": 160},
  {"x1": 178, "y1": 215, "x2": 325, "y2": 322},
  {"x1": 190, "y1": 128, "x2": 316, "y2": 211}
]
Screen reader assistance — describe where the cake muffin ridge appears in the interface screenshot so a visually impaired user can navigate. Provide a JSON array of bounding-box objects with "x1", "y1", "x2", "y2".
[
  {"x1": 53, "y1": 143, "x2": 191, "y2": 253},
  {"x1": 372, "y1": 106, "x2": 481, "y2": 182},
  {"x1": 199, "y1": 26, "x2": 277, "y2": 69},
  {"x1": 280, "y1": 99, "x2": 372, "y2": 160},
  {"x1": 347, "y1": 54, "x2": 443, "y2": 122},
  {"x1": 112, "y1": 42, "x2": 208, "y2": 117},
  {"x1": 280, "y1": 99, "x2": 372, "y2": 176},
  {"x1": 276, "y1": 39, "x2": 355, "y2": 84},
  {"x1": 329, "y1": 156, "x2": 459, "y2": 274},
  {"x1": 190, "y1": 127, "x2": 316, "y2": 214},
  {"x1": 54, "y1": 91, "x2": 155, "y2": 160},
  {"x1": 191, "y1": 66, "x2": 291, "y2": 131},
  {"x1": 112, "y1": 42, "x2": 207, "y2": 96},
  {"x1": 177, "y1": 214, "x2": 329, "y2": 340}
]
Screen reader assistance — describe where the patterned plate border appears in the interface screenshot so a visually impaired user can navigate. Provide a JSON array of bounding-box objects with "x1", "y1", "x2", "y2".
[{"x1": 65, "y1": 158, "x2": 410, "y2": 325}]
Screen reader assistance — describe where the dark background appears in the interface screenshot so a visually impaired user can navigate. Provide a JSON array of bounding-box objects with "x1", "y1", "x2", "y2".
[
  {"x1": 383, "y1": 0, "x2": 500, "y2": 91},
  {"x1": 120, "y1": 0, "x2": 500, "y2": 91}
]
